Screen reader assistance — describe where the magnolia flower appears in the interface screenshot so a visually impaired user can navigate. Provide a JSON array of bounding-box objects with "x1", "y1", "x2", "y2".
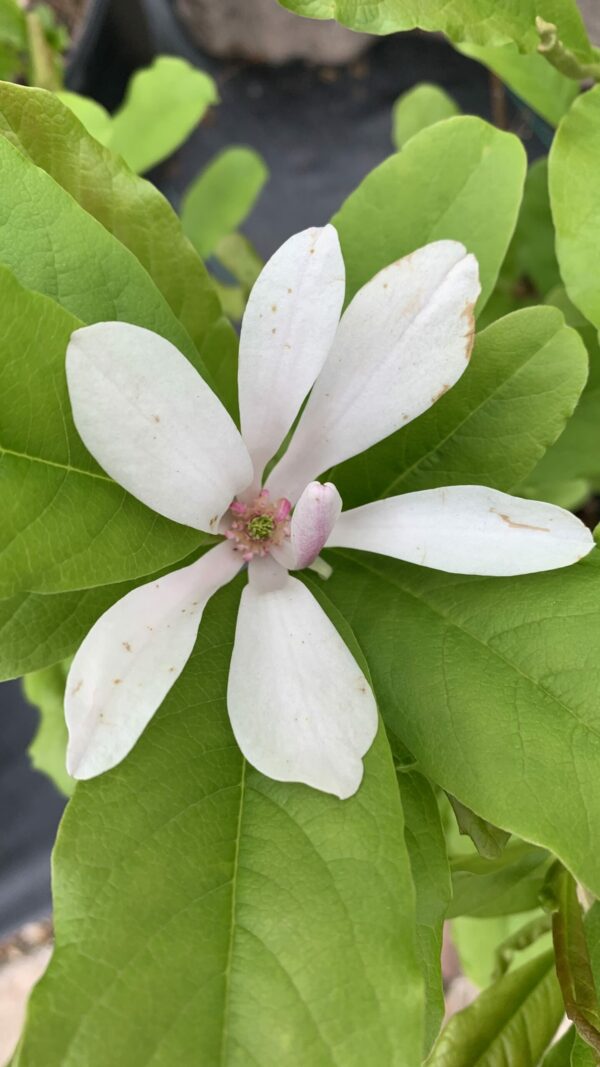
[{"x1": 65, "y1": 226, "x2": 594, "y2": 798}]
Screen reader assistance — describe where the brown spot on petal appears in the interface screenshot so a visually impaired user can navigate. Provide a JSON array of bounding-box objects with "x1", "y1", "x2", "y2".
[
  {"x1": 287, "y1": 287, "x2": 293, "y2": 294},
  {"x1": 491, "y1": 508, "x2": 549, "y2": 533},
  {"x1": 152, "y1": 414, "x2": 160, "y2": 423},
  {"x1": 113, "y1": 678, "x2": 122, "y2": 685},
  {"x1": 71, "y1": 680, "x2": 83, "y2": 696},
  {"x1": 272, "y1": 328, "x2": 277, "y2": 334},
  {"x1": 431, "y1": 384, "x2": 449, "y2": 404},
  {"x1": 122, "y1": 641, "x2": 132, "y2": 652},
  {"x1": 271, "y1": 304, "x2": 277, "y2": 312},
  {"x1": 462, "y1": 303, "x2": 476, "y2": 359}
]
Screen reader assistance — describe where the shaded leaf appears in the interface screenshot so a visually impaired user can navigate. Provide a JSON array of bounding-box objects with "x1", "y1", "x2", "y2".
[
  {"x1": 181, "y1": 146, "x2": 268, "y2": 258},
  {"x1": 427, "y1": 951, "x2": 562, "y2": 1065},
  {"x1": 394, "y1": 744, "x2": 452, "y2": 1053},
  {"x1": 109, "y1": 57, "x2": 218, "y2": 175},
  {"x1": 449, "y1": 842, "x2": 552, "y2": 918},
  {"x1": 457, "y1": 42, "x2": 578, "y2": 126},
  {"x1": 447, "y1": 794, "x2": 510, "y2": 859},
  {"x1": 550, "y1": 86, "x2": 600, "y2": 332},
  {"x1": 23, "y1": 661, "x2": 73, "y2": 796},
  {"x1": 546, "y1": 865, "x2": 600, "y2": 1056},
  {"x1": 392, "y1": 83, "x2": 459, "y2": 149}
]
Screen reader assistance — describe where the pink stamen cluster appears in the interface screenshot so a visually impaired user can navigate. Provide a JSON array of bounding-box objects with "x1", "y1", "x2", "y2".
[{"x1": 225, "y1": 489, "x2": 292, "y2": 562}]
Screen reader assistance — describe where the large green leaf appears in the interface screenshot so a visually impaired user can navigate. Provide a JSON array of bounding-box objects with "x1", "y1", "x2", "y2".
[
  {"x1": 331, "y1": 306, "x2": 588, "y2": 508},
  {"x1": 14, "y1": 578, "x2": 424, "y2": 1067},
  {"x1": 427, "y1": 951, "x2": 563, "y2": 1065},
  {"x1": 108, "y1": 57, "x2": 218, "y2": 175},
  {"x1": 0, "y1": 133, "x2": 202, "y2": 365},
  {"x1": 0, "y1": 81, "x2": 222, "y2": 356},
  {"x1": 396, "y1": 758, "x2": 452, "y2": 1053},
  {"x1": 277, "y1": 0, "x2": 593, "y2": 55},
  {"x1": 0, "y1": 266, "x2": 207, "y2": 597},
  {"x1": 333, "y1": 116, "x2": 526, "y2": 311},
  {"x1": 550, "y1": 86, "x2": 600, "y2": 332},
  {"x1": 23, "y1": 661, "x2": 73, "y2": 796},
  {"x1": 324, "y1": 546, "x2": 600, "y2": 896},
  {"x1": 391, "y1": 83, "x2": 460, "y2": 149}
]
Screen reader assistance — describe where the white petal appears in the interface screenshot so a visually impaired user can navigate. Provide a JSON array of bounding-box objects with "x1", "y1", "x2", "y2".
[
  {"x1": 271, "y1": 481, "x2": 342, "y2": 570},
  {"x1": 267, "y1": 240, "x2": 480, "y2": 503},
  {"x1": 238, "y1": 225, "x2": 345, "y2": 483},
  {"x1": 227, "y1": 568, "x2": 378, "y2": 798},
  {"x1": 327, "y1": 486, "x2": 595, "y2": 576},
  {"x1": 66, "y1": 541, "x2": 243, "y2": 779},
  {"x1": 67, "y1": 322, "x2": 253, "y2": 533}
]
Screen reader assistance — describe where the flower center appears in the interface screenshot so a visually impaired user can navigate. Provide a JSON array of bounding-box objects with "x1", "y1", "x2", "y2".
[
  {"x1": 247, "y1": 514, "x2": 275, "y2": 541},
  {"x1": 225, "y1": 489, "x2": 291, "y2": 563}
]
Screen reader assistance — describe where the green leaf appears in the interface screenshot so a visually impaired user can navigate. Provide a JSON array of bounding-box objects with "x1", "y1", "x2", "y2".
[
  {"x1": 447, "y1": 794, "x2": 510, "y2": 859},
  {"x1": 546, "y1": 865, "x2": 600, "y2": 1056},
  {"x1": 331, "y1": 306, "x2": 588, "y2": 508},
  {"x1": 523, "y1": 289, "x2": 600, "y2": 501},
  {"x1": 427, "y1": 951, "x2": 563, "y2": 1065},
  {"x1": 391, "y1": 83, "x2": 460, "y2": 149},
  {"x1": 509, "y1": 159, "x2": 561, "y2": 298},
  {"x1": 457, "y1": 42, "x2": 578, "y2": 126},
  {"x1": 572, "y1": 904, "x2": 600, "y2": 1065},
  {"x1": 0, "y1": 132, "x2": 202, "y2": 364},
  {"x1": 0, "y1": 266, "x2": 208, "y2": 596},
  {"x1": 542, "y1": 1027, "x2": 576, "y2": 1066},
  {"x1": 277, "y1": 0, "x2": 538, "y2": 46},
  {"x1": 333, "y1": 115, "x2": 526, "y2": 311},
  {"x1": 277, "y1": 0, "x2": 593, "y2": 55},
  {"x1": 22, "y1": 661, "x2": 73, "y2": 796},
  {"x1": 181, "y1": 147, "x2": 268, "y2": 258},
  {"x1": 0, "y1": 81, "x2": 222, "y2": 356},
  {"x1": 55, "y1": 91, "x2": 112, "y2": 145},
  {"x1": 452, "y1": 912, "x2": 552, "y2": 988},
  {"x1": 323, "y1": 547, "x2": 600, "y2": 897},
  {"x1": 550, "y1": 86, "x2": 600, "y2": 332},
  {"x1": 449, "y1": 842, "x2": 553, "y2": 918},
  {"x1": 108, "y1": 57, "x2": 218, "y2": 175},
  {"x1": 0, "y1": 0, "x2": 25, "y2": 50},
  {"x1": 395, "y1": 753, "x2": 452, "y2": 1053},
  {"x1": 14, "y1": 578, "x2": 424, "y2": 1067},
  {"x1": 0, "y1": 584, "x2": 133, "y2": 680}
]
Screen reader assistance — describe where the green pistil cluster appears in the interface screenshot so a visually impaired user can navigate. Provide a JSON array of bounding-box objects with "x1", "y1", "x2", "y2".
[{"x1": 247, "y1": 514, "x2": 275, "y2": 541}]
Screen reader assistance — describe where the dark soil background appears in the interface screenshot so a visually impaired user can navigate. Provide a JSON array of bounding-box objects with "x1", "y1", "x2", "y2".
[{"x1": 0, "y1": 0, "x2": 552, "y2": 937}]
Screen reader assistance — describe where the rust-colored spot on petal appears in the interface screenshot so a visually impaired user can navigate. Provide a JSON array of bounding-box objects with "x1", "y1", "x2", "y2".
[
  {"x1": 431, "y1": 384, "x2": 449, "y2": 404},
  {"x1": 491, "y1": 508, "x2": 550, "y2": 533},
  {"x1": 271, "y1": 304, "x2": 277, "y2": 312},
  {"x1": 113, "y1": 678, "x2": 122, "y2": 685},
  {"x1": 72, "y1": 680, "x2": 83, "y2": 696},
  {"x1": 152, "y1": 414, "x2": 160, "y2": 423},
  {"x1": 122, "y1": 641, "x2": 132, "y2": 652},
  {"x1": 462, "y1": 303, "x2": 476, "y2": 359}
]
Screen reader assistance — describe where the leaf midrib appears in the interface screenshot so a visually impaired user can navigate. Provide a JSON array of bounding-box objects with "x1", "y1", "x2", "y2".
[{"x1": 0, "y1": 444, "x2": 111, "y2": 482}]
